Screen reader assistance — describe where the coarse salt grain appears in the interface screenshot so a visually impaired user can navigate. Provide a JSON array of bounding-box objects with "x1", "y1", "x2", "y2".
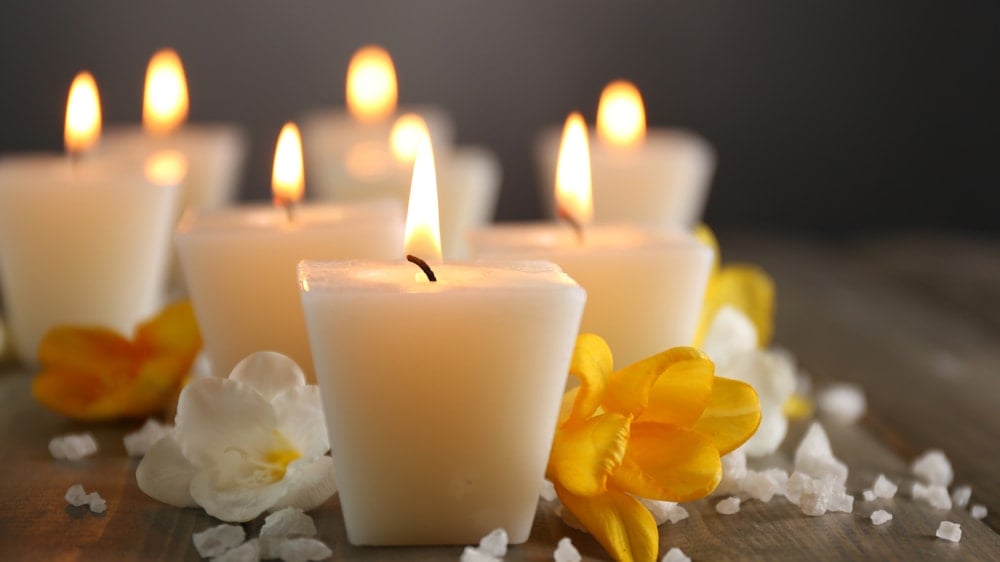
[
  {"x1": 553, "y1": 537, "x2": 581, "y2": 562},
  {"x1": 87, "y1": 492, "x2": 107, "y2": 514},
  {"x1": 277, "y1": 537, "x2": 333, "y2": 562},
  {"x1": 260, "y1": 507, "x2": 317, "y2": 538},
  {"x1": 192, "y1": 524, "x2": 246, "y2": 558},
  {"x1": 477, "y1": 528, "x2": 508, "y2": 558},
  {"x1": 828, "y1": 492, "x2": 854, "y2": 514},
  {"x1": 872, "y1": 474, "x2": 898, "y2": 499},
  {"x1": 925, "y1": 485, "x2": 953, "y2": 510},
  {"x1": 794, "y1": 423, "x2": 848, "y2": 486},
  {"x1": 911, "y1": 450, "x2": 953, "y2": 487},
  {"x1": 211, "y1": 538, "x2": 258, "y2": 562},
  {"x1": 49, "y1": 433, "x2": 99, "y2": 461},
  {"x1": 460, "y1": 546, "x2": 500, "y2": 562},
  {"x1": 539, "y1": 479, "x2": 558, "y2": 502},
  {"x1": 817, "y1": 383, "x2": 866, "y2": 425},
  {"x1": 935, "y1": 521, "x2": 961, "y2": 543},
  {"x1": 950, "y1": 485, "x2": 971, "y2": 508},
  {"x1": 970, "y1": 504, "x2": 987, "y2": 520},
  {"x1": 123, "y1": 419, "x2": 173, "y2": 457},
  {"x1": 743, "y1": 470, "x2": 781, "y2": 503},
  {"x1": 65, "y1": 484, "x2": 89, "y2": 507},
  {"x1": 715, "y1": 497, "x2": 741, "y2": 515},
  {"x1": 715, "y1": 448, "x2": 747, "y2": 496},
  {"x1": 862, "y1": 489, "x2": 876, "y2": 502},
  {"x1": 911, "y1": 482, "x2": 928, "y2": 500},
  {"x1": 870, "y1": 510, "x2": 892, "y2": 525},
  {"x1": 640, "y1": 499, "x2": 689, "y2": 525},
  {"x1": 661, "y1": 547, "x2": 691, "y2": 562}
]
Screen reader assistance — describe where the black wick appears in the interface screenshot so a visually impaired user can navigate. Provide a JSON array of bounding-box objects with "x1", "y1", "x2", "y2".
[{"x1": 406, "y1": 254, "x2": 437, "y2": 282}]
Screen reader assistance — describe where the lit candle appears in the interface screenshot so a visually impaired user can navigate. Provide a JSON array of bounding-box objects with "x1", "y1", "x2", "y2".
[
  {"x1": 175, "y1": 122, "x2": 404, "y2": 381},
  {"x1": 298, "y1": 132, "x2": 585, "y2": 545},
  {"x1": 473, "y1": 112, "x2": 713, "y2": 367},
  {"x1": 0, "y1": 72, "x2": 180, "y2": 364},
  {"x1": 535, "y1": 80, "x2": 716, "y2": 227},
  {"x1": 301, "y1": 45, "x2": 499, "y2": 259}
]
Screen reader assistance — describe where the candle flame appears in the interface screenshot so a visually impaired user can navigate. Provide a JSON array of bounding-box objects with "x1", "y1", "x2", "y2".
[
  {"x1": 143, "y1": 48, "x2": 189, "y2": 136},
  {"x1": 555, "y1": 112, "x2": 593, "y2": 226},
  {"x1": 403, "y1": 132, "x2": 442, "y2": 261},
  {"x1": 389, "y1": 113, "x2": 430, "y2": 164},
  {"x1": 597, "y1": 80, "x2": 646, "y2": 147},
  {"x1": 346, "y1": 45, "x2": 398, "y2": 123},
  {"x1": 272, "y1": 122, "x2": 305, "y2": 206},
  {"x1": 64, "y1": 71, "x2": 102, "y2": 155},
  {"x1": 145, "y1": 150, "x2": 188, "y2": 186}
]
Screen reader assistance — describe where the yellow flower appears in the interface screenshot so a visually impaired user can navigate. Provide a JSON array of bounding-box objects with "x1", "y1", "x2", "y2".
[
  {"x1": 547, "y1": 334, "x2": 761, "y2": 562},
  {"x1": 32, "y1": 301, "x2": 201, "y2": 421}
]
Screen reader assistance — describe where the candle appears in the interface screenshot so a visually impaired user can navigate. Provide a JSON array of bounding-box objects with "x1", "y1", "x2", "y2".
[
  {"x1": 473, "y1": 113, "x2": 713, "y2": 367},
  {"x1": 175, "y1": 122, "x2": 404, "y2": 381},
  {"x1": 301, "y1": 45, "x2": 499, "y2": 259},
  {"x1": 299, "y1": 133, "x2": 585, "y2": 545},
  {"x1": 0, "y1": 72, "x2": 180, "y2": 364},
  {"x1": 535, "y1": 80, "x2": 715, "y2": 227}
]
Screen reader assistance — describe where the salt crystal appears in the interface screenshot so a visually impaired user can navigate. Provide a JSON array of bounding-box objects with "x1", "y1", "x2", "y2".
[
  {"x1": 872, "y1": 474, "x2": 898, "y2": 499},
  {"x1": 258, "y1": 537, "x2": 281, "y2": 560},
  {"x1": 715, "y1": 497, "x2": 741, "y2": 515},
  {"x1": 911, "y1": 482, "x2": 928, "y2": 500},
  {"x1": 950, "y1": 485, "x2": 971, "y2": 508},
  {"x1": 49, "y1": 433, "x2": 99, "y2": 460},
  {"x1": 553, "y1": 537, "x2": 581, "y2": 562},
  {"x1": 817, "y1": 383, "x2": 867, "y2": 425},
  {"x1": 65, "y1": 484, "x2": 89, "y2": 507},
  {"x1": 539, "y1": 479, "x2": 557, "y2": 502},
  {"x1": 476, "y1": 528, "x2": 508, "y2": 558},
  {"x1": 799, "y1": 491, "x2": 829, "y2": 517},
  {"x1": 715, "y1": 448, "x2": 747, "y2": 496},
  {"x1": 212, "y1": 539, "x2": 258, "y2": 562},
  {"x1": 87, "y1": 492, "x2": 107, "y2": 514},
  {"x1": 123, "y1": 419, "x2": 173, "y2": 457},
  {"x1": 667, "y1": 504, "x2": 690, "y2": 524},
  {"x1": 743, "y1": 470, "x2": 781, "y2": 502},
  {"x1": 935, "y1": 521, "x2": 962, "y2": 543},
  {"x1": 192, "y1": 524, "x2": 246, "y2": 558},
  {"x1": 784, "y1": 471, "x2": 810, "y2": 504},
  {"x1": 260, "y1": 507, "x2": 317, "y2": 538},
  {"x1": 862, "y1": 489, "x2": 876, "y2": 502},
  {"x1": 971, "y1": 504, "x2": 987, "y2": 519},
  {"x1": 828, "y1": 492, "x2": 854, "y2": 514},
  {"x1": 277, "y1": 537, "x2": 332, "y2": 562},
  {"x1": 641, "y1": 499, "x2": 677, "y2": 526},
  {"x1": 460, "y1": 547, "x2": 500, "y2": 562},
  {"x1": 794, "y1": 423, "x2": 848, "y2": 485},
  {"x1": 661, "y1": 547, "x2": 691, "y2": 562},
  {"x1": 790, "y1": 473, "x2": 845, "y2": 517},
  {"x1": 870, "y1": 510, "x2": 893, "y2": 525},
  {"x1": 925, "y1": 485, "x2": 953, "y2": 510},
  {"x1": 911, "y1": 450, "x2": 953, "y2": 487}
]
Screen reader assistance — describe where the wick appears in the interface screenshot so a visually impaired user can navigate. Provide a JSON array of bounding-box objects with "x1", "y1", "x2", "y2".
[
  {"x1": 557, "y1": 206, "x2": 585, "y2": 244},
  {"x1": 406, "y1": 254, "x2": 437, "y2": 282},
  {"x1": 276, "y1": 197, "x2": 297, "y2": 224},
  {"x1": 68, "y1": 150, "x2": 81, "y2": 178}
]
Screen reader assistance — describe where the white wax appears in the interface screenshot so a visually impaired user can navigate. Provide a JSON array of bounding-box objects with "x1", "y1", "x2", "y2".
[
  {"x1": 299, "y1": 260, "x2": 586, "y2": 545},
  {"x1": 0, "y1": 154, "x2": 180, "y2": 364},
  {"x1": 535, "y1": 127, "x2": 716, "y2": 227},
  {"x1": 469, "y1": 224, "x2": 712, "y2": 368},
  {"x1": 175, "y1": 200, "x2": 404, "y2": 381}
]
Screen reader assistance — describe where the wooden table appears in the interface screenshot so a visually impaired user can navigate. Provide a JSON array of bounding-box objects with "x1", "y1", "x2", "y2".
[{"x1": 1, "y1": 231, "x2": 998, "y2": 561}]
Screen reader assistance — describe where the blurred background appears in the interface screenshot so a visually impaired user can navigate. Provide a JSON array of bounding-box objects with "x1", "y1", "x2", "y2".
[{"x1": 1, "y1": 1, "x2": 997, "y2": 234}]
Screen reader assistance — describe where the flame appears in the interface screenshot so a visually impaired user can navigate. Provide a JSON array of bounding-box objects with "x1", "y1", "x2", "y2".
[
  {"x1": 346, "y1": 45, "x2": 398, "y2": 123},
  {"x1": 596, "y1": 80, "x2": 646, "y2": 147},
  {"x1": 272, "y1": 122, "x2": 305, "y2": 206},
  {"x1": 555, "y1": 112, "x2": 593, "y2": 226},
  {"x1": 403, "y1": 132, "x2": 442, "y2": 261},
  {"x1": 64, "y1": 71, "x2": 102, "y2": 155},
  {"x1": 390, "y1": 113, "x2": 429, "y2": 164},
  {"x1": 144, "y1": 150, "x2": 188, "y2": 186},
  {"x1": 143, "y1": 48, "x2": 189, "y2": 136}
]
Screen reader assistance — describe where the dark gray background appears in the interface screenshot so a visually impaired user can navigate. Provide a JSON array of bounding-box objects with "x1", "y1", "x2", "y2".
[{"x1": 2, "y1": 1, "x2": 998, "y2": 234}]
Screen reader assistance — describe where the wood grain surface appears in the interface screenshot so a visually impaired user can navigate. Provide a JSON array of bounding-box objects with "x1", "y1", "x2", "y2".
[{"x1": 0, "y1": 231, "x2": 998, "y2": 561}]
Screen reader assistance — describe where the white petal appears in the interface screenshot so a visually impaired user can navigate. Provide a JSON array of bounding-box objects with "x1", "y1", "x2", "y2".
[
  {"x1": 272, "y1": 456, "x2": 337, "y2": 513},
  {"x1": 190, "y1": 468, "x2": 289, "y2": 522},
  {"x1": 703, "y1": 306, "x2": 758, "y2": 366},
  {"x1": 135, "y1": 436, "x2": 197, "y2": 507},
  {"x1": 229, "y1": 351, "x2": 306, "y2": 400},
  {"x1": 175, "y1": 378, "x2": 277, "y2": 467},
  {"x1": 742, "y1": 406, "x2": 789, "y2": 457},
  {"x1": 272, "y1": 385, "x2": 329, "y2": 457}
]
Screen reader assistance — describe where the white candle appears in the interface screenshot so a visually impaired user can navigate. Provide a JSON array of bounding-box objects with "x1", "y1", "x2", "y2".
[
  {"x1": 0, "y1": 73, "x2": 179, "y2": 364},
  {"x1": 535, "y1": 80, "x2": 715, "y2": 227},
  {"x1": 176, "y1": 123, "x2": 404, "y2": 381},
  {"x1": 299, "y1": 132, "x2": 586, "y2": 545}
]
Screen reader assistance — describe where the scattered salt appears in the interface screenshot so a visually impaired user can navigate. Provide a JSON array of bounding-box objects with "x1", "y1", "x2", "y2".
[
  {"x1": 661, "y1": 547, "x2": 691, "y2": 562},
  {"x1": 715, "y1": 497, "x2": 741, "y2": 515},
  {"x1": 212, "y1": 539, "x2": 258, "y2": 562},
  {"x1": 872, "y1": 474, "x2": 898, "y2": 499},
  {"x1": 539, "y1": 479, "x2": 558, "y2": 502},
  {"x1": 925, "y1": 485, "x2": 953, "y2": 510},
  {"x1": 715, "y1": 448, "x2": 747, "y2": 496},
  {"x1": 950, "y1": 485, "x2": 971, "y2": 508},
  {"x1": 277, "y1": 537, "x2": 333, "y2": 562},
  {"x1": 65, "y1": 484, "x2": 89, "y2": 507},
  {"x1": 743, "y1": 469, "x2": 782, "y2": 503},
  {"x1": 935, "y1": 521, "x2": 962, "y2": 543},
  {"x1": 870, "y1": 510, "x2": 893, "y2": 525},
  {"x1": 828, "y1": 492, "x2": 854, "y2": 514},
  {"x1": 794, "y1": 423, "x2": 848, "y2": 486},
  {"x1": 460, "y1": 546, "x2": 500, "y2": 562},
  {"x1": 477, "y1": 528, "x2": 508, "y2": 558},
  {"x1": 123, "y1": 419, "x2": 173, "y2": 457},
  {"x1": 862, "y1": 489, "x2": 876, "y2": 502},
  {"x1": 49, "y1": 432, "x2": 99, "y2": 461},
  {"x1": 911, "y1": 450, "x2": 953, "y2": 487},
  {"x1": 192, "y1": 524, "x2": 246, "y2": 558},
  {"x1": 911, "y1": 482, "x2": 928, "y2": 500},
  {"x1": 260, "y1": 507, "x2": 317, "y2": 538},
  {"x1": 970, "y1": 504, "x2": 987, "y2": 519},
  {"x1": 817, "y1": 383, "x2": 866, "y2": 425},
  {"x1": 258, "y1": 537, "x2": 281, "y2": 560},
  {"x1": 639, "y1": 499, "x2": 689, "y2": 525},
  {"x1": 87, "y1": 492, "x2": 107, "y2": 514},
  {"x1": 553, "y1": 537, "x2": 581, "y2": 562}
]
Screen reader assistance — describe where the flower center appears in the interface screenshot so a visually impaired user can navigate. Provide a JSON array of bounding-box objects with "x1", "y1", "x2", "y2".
[{"x1": 223, "y1": 430, "x2": 302, "y2": 485}]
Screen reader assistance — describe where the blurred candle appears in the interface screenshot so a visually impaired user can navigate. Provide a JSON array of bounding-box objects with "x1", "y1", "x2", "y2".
[
  {"x1": 535, "y1": 80, "x2": 715, "y2": 227},
  {"x1": 176, "y1": 122, "x2": 404, "y2": 381},
  {"x1": 474, "y1": 112, "x2": 713, "y2": 367},
  {"x1": 299, "y1": 132, "x2": 585, "y2": 545},
  {"x1": 0, "y1": 72, "x2": 180, "y2": 364}
]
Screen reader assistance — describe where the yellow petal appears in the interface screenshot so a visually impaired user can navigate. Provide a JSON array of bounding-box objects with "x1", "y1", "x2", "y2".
[
  {"x1": 555, "y1": 483, "x2": 658, "y2": 562},
  {"x1": 611, "y1": 423, "x2": 722, "y2": 502},
  {"x1": 32, "y1": 368, "x2": 110, "y2": 420},
  {"x1": 691, "y1": 376, "x2": 761, "y2": 455},
  {"x1": 632, "y1": 348, "x2": 713, "y2": 427},
  {"x1": 38, "y1": 326, "x2": 136, "y2": 379},
  {"x1": 547, "y1": 412, "x2": 630, "y2": 497},
  {"x1": 135, "y1": 300, "x2": 202, "y2": 358},
  {"x1": 564, "y1": 333, "x2": 613, "y2": 424}
]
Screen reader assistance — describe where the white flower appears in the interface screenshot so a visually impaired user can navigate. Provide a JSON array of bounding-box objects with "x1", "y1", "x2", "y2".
[
  {"x1": 136, "y1": 351, "x2": 336, "y2": 522},
  {"x1": 703, "y1": 306, "x2": 796, "y2": 457}
]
